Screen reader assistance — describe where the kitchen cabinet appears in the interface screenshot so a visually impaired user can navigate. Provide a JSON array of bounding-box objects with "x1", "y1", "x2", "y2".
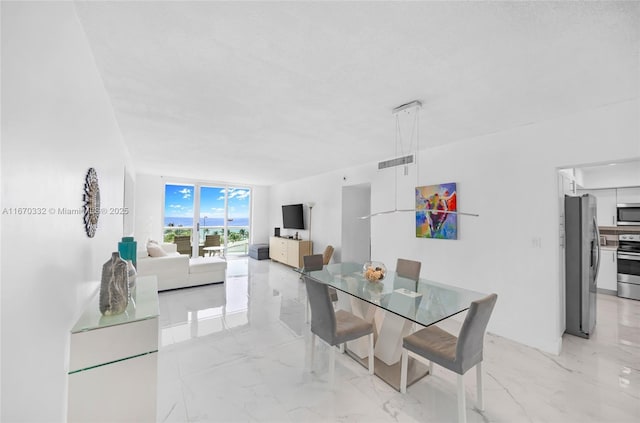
[
  {"x1": 598, "y1": 189, "x2": 618, "y2": 226},
  {"x1": 67, "y1": 276, "x2": 159, "y2": 422},
  {"x1": 597, "y1": 248, "x2": 617, "y2": 293},
  {"x1": 578, "y1": 189, "x2": 617, "y2": 227},
  {"x1": 269, "y1": 236, "x2": 312, "y2": 267},
  {"x1": 616, "y1": 187, "x2": 640, "y2": 204}
]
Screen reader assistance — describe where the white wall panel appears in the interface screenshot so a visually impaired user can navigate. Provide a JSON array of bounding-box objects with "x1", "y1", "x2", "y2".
[
  {"x1": 134, "y1": 174, "x2": 165, "y2": 244},
  {"x1": 1, "y1": 2, "x2": 133, "y2": 421}
]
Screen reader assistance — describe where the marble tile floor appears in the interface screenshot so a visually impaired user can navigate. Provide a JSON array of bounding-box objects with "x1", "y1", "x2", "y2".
[{"x1": 157, "y1": 257, "x2": 640, "y2": 422}]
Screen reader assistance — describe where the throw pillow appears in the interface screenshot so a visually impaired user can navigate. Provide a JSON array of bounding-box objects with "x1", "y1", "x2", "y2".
[{"x1": 147, "y1": 241, "x2": 167, "y2": 257}]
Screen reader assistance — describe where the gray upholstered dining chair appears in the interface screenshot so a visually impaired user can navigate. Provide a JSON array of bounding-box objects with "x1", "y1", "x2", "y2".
[
  {"x1": 394, "y1": 258, "x2": 422, "y2": 292},
  {"x1": 303, "y1": 254, "x2": 324, "y2": 272},
  {"x1": 396, "y1": 258, "x2": 421, "y2": 281},
  {"x1": 400, "y1": 293, "x2": 498, "y2": 423},
  {"x1": 303, "y1": 254, "x2": 338, "y2": 322},
  {"x1": 304, "y1": 275, "x2": 375, "y2": 386},
  {"x1": 303, "y1": 254, "x2": 324, "y2": 323}
]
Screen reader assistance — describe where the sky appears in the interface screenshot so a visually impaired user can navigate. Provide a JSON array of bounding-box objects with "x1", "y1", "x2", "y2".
[{"x1": 164, "y1": 184, "x2": 250, "y2": 220}]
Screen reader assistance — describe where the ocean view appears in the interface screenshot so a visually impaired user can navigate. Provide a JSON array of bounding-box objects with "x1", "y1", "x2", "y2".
[{"x1": 164, "y1": 216, "x2": 249, "y2": 227}]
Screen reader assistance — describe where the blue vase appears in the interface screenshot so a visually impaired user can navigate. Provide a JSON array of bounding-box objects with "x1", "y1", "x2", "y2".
[{"x1": 118, "y1": 236, "x2": 137, "y2": 268}]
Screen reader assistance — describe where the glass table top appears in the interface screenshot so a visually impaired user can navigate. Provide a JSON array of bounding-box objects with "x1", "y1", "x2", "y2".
[
  {"x1": 297, "y1": 262, "x2": 486, "y2": 327},
  {"x1": 71, "y1": 275, "x2": 159, "y2": 333}
]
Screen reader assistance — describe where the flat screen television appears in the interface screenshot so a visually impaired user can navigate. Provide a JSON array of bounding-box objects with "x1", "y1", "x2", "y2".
[{"x1": 282, "y1": 204, "x2": 305, "y2": 229}]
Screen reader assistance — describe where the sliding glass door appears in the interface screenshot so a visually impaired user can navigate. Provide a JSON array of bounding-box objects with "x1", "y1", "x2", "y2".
[
  {"x1": 163, "y1": 184, "x2": 195, "y2": 255},
  {"x1": 225, "y1": 187, "x2": 251, "y2": 255},
  {"x1": 164, "y1": 182, "x2": 250, "y2": 257}
]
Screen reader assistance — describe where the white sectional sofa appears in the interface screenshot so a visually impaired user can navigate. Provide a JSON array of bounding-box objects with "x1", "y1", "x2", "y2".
[{"x1": 137, "y1": 243, "x2": 226, "y2": 291}]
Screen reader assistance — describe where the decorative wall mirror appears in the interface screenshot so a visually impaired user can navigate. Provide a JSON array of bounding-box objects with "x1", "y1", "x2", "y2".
[{"x1": 83, "y1": 167, "x2": 100, "y2": 237}]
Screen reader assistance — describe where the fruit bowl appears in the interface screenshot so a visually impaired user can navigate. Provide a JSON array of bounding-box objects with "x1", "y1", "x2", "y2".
[{"x1": 363, "y1": 261, "x2": 386, "y2": 282}]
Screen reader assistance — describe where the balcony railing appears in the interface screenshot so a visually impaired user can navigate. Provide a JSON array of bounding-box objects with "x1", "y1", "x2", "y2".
[{"x1": 163, "y1": 225, "x2": 249, "y2": 256}]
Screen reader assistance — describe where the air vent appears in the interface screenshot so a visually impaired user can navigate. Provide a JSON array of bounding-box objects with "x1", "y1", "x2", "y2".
[{"x1": 378, "y1": 154, "x2": 414, "y2": 170}]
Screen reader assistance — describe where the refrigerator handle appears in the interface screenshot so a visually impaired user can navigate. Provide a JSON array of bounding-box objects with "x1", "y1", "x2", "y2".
[{"x1": 593, "y1": 217, "x2": 601, "y2": 283}]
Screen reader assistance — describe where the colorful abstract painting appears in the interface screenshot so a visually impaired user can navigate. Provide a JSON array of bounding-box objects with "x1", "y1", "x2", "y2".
[{"x1": 415, "y1": 182, "x2": 457, "y2": 239}]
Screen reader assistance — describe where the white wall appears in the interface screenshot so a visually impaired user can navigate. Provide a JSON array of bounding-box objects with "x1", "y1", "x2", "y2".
[
  {"x1": 573, "y1": 168, "x2": 585, "y2": 188},
  {"x1": 269, "y1": 99, "x2": 639, "y2": 354},
  {"x1": 1, "y1": 2, "x2": 133, "y2": 421},
  {"x1": 123, "y1": 167, "x2": 136, "y2": 236},
  {"x1": 134, "y1": 174, "x2": 165, "y2": 245},
  {"x1": 251, "y1": 185, "x2": 271, "y2": 244},
  {"x1": 269, "y1": 172, "x2": 350, "y2": 258}
]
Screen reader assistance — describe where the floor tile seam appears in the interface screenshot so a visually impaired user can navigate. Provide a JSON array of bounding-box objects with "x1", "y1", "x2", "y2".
[
  {"x1": 230, "y1": 333, "x2": 303, "y2": 356},
  {"x1": 159, "y1": 317, "x2": 229, "y2": 331},
  {"x1": 176, "y1": 353, "x2": 259, "y2": 381},
  {"x1": 226, "y1": 336, "x2": 303, "y2": 354},
  {"x1": 275, "y1": 317, "x2": 306, "y2": 339},
  {"x1": 222, "y1": 326, "x2": 302, "y2": 352},
  {"x1": 484, "y1": 371, "x2": 534, "y2": 422},
  {"x1": 159, "y1": 382, "x2": 189, "y2": 423},
  {"x1": 158, "y1": 335, "x2": 233, "y2": 351},
  {"x1": 176, "y1": 337, "x2": 306, "y2": 381},
  {"x1": 160, "y1": 319, "x2": 276, "y2": 349}
]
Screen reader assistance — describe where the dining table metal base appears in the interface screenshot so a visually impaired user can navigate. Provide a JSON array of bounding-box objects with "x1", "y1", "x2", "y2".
[{"x1": 344, "y1": 348, "x2": 429, "y2": 391}]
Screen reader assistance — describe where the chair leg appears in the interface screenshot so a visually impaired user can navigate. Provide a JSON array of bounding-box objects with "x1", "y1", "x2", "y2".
[
  {"x1": 400, "y1": 348, "x2": 408, "y2": 393},
  {"x1": 305, "y1": 298, "x2": 310, "y2": 324},
  {"x1": 457, "y1": 374, "x2": 467, "y2": 423},
  {"x1": 368, "y1": 333, "x2": 374, "y2": 375},
  {"x1": 329, "y1": 344, "x2": 336, "y2": 387},
  {"x1": 340, "y1": 343, "x2": 345, "y2": 354},
  {"x1": 429, "y1": 361, "x2": 433, "y2": 375},
  {"x1": 476, "y1": 362, "x2": 484, "y2": 411},
  {"x1": 310, "y1": 333, "x2": 316, "y2": 372}
]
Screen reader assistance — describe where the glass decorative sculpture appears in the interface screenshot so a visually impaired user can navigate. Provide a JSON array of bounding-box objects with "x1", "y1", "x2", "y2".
[
  {"x1": 126, "y1": 259, "x2": 137, "y2": 302},
  {"x1": 99, "y1": 252, "x2": 129, "y2": 316}
]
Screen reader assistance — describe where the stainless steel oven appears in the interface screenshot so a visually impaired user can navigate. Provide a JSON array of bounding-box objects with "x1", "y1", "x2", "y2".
[
  {"x1": 617, "y1": 203, "x2": 640, "y2": 226},
  {"x1": 617, "y1": 233, "x2": 640, "y2": 300}
]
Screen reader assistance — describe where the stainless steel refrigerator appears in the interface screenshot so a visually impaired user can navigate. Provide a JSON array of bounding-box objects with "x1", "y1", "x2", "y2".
[{"x1": 565, "y1": 194, "x2": 600, "y2": 338}]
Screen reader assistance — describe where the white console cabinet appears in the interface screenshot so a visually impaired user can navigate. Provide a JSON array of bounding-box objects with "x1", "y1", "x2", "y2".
[
  {"x1": 269, "y1": 236, "x2": 312, "y2": 268},
  {"x1": 67, "y1": 276, "x2": 159, "y2": 423}
]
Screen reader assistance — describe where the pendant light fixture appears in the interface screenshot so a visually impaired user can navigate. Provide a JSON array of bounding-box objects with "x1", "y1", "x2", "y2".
[{"x1": 360, "y1": 101, "x2": 479, "y2": 219}]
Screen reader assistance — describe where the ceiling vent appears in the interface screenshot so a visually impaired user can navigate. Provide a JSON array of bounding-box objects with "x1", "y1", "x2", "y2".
[{"x1": 378, "y1": 154, "x2": 414, "y2": 170}]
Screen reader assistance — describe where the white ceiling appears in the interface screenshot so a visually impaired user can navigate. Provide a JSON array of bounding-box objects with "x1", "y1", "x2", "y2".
[{"x1": 74, "y1": 1, "x2": 639, "y2": 186}]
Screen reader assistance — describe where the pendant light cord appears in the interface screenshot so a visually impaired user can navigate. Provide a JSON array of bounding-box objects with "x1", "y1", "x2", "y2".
[
  {"x1": 395, "y1": 113, "x2": 399, "y2": 211},
  {"x1": 395, "y1": 107, "x2": 420, "y2": 211}
]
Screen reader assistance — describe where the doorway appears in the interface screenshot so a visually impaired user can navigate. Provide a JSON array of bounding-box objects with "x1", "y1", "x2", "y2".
[{"x1": 341, "y1": 184, "x2": 371, "y2": 263}]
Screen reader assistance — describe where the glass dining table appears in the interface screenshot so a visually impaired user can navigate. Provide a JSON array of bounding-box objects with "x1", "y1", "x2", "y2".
[{"x1": 297, "y1": 262, "x2": 487, "y2": 390}]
